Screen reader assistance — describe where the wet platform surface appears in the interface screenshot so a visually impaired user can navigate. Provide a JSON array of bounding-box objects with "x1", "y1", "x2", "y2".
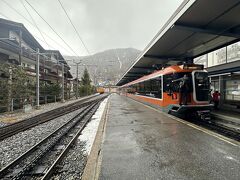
[{"x1": 99, "y1": 94, "x2": 240, "y2": 180}]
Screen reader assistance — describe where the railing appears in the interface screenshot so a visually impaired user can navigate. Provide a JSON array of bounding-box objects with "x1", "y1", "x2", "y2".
[
  {"x1": 0, "y1": 40, "x2": 43, "y2": 62},
  {"x1": 0, "y1": 40, "x2": 71, "y2": 79},
  {"x1": 0, "y1": 95, "x2": 68, "y2": 113},
  {"x1": 0, "y1": 92, "x2": 87, "y2": 113}
]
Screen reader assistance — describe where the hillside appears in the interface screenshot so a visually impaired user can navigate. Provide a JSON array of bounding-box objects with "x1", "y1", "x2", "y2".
[{"x1": 65, "y1": 48, "x2": 141, "y2": 85}]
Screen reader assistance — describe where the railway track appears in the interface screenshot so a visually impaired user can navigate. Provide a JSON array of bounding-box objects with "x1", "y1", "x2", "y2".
[
  {"x1": 185, "y1": 115, "x2": 240, "y2": 141},
  {"x1": 0, "y1": 94, "x2": 101, "y2": 141},
  {"x1": 199, "y1": 118, "x2": 240, "y2": 141},
  {"x1": 0, "y1": 96, "x2": 105, "y2": 179},
  {"x1": 169, "y1": 109, "x2": 240, "y2": 141}
]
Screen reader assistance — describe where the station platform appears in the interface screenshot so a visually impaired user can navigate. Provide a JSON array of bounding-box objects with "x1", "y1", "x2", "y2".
[{"x1": 96, "y1": 94, "x2": 239, "y2": 180}]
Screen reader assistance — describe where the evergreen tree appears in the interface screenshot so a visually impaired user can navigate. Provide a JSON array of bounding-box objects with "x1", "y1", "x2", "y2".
[
  {"x1": 0, "y1": 64, "x2": 35, "y2": 112},
  {"x1": 80, "y1": 68, "x2": 93, "y2": 96},
  {"x1": 81, "y1": 68, "x2": 91, "y2": 86}
]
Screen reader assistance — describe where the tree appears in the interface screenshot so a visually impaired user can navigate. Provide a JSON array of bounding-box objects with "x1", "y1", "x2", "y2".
[
  {"x1": 80, "y1": 68, "x2": 94, "y2": 96},
  {"x1": 0, "y1": 64, "x2": 35, "y2": 112},
  {"x1": 0, "y1": 64, "x2": 9, "y2": 112},
  {"x1": 81, "y1": 68, "x2": 91, "y2": 86},
  {"x1": 39, "y1": 81, "x2": 62, "y2": 103}
]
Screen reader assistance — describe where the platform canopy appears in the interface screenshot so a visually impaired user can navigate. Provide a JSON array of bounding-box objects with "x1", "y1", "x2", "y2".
[{"x1": 116, "y1": 0, "x2": 240, "y2": 86}]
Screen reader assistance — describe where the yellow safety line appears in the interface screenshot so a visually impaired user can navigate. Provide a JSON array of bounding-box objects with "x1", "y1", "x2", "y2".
[{"x1": 126, "y1": 96, "x2": 240, "y2": 147}]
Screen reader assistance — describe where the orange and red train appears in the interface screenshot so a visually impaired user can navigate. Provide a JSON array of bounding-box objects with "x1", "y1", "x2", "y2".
[{"x1": 120, "y1": 64, "x2": 212, "y2": 120}]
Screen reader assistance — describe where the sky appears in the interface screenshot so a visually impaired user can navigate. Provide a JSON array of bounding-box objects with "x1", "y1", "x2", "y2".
[{"x1": 0, "y1": 0, "x2": 183, "y2": 56}]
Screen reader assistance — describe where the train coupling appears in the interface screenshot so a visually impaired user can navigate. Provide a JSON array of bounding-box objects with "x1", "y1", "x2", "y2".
[{"x1": 197, "y1": 110, "x2": 211, "y2": 121}]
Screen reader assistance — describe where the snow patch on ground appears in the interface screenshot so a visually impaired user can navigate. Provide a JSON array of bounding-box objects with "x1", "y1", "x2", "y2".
[{"x1": 78, "y1": 96, "x2": 109, "y2": 155}]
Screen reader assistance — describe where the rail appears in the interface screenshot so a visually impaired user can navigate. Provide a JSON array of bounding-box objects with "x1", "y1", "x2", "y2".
[
  {"x1": 0, "y1": 94, "x2": 100, "y2": 141},
  {"x1": 0, "y1": 95, "x2": 106, "y2": 179}
]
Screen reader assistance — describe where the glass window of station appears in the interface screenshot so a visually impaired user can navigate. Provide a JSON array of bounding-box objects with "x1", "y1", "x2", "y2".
[{"x1": 194, "y1": 41, "x2": 240, "y2": 107}]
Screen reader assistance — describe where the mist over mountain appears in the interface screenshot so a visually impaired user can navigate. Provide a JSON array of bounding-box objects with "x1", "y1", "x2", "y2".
[{"x1": 65, "y1": 48, "x2": 141, "y2": 85}]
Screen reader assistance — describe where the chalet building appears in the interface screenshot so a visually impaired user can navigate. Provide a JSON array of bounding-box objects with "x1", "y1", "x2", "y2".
[{"x1": 0, "y1": 18, "x2": 73, "y2": 102}]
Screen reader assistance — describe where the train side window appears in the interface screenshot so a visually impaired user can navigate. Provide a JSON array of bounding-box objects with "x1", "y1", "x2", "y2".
[
  {"x1": 133, "y1": 77, "x2": 162, "y2": 99},
  {"x1": 150, "y1": 77, "x2": 162, "y2": 99},
  {"x1": 144, "y1": 80, "x2": 151, "y2": 94},
  {"x1": 139, "y1": 82, "x2": 145, "y2": 94}
]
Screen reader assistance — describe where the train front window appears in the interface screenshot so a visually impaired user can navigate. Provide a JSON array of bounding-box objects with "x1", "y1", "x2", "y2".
[
  {"x1": 163, "y1": 72, "x2": 193, "y2": 93},
  {"x1": 194, "y1": 72, "x2": 210, "y2": 101}
]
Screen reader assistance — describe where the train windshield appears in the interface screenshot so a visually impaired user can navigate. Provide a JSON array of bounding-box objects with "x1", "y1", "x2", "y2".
[
  {"x1": 163, "y1": 72, "x2": 193, "y2": 93},
  {"x1": 194, "y1": 71, "x2": 210, "y2": 101}
]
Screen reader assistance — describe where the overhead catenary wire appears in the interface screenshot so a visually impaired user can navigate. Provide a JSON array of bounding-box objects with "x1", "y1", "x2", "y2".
[
  {"x1": 1, "y1": 0, "x2": 74, "y2": 55},
  {"x1": 20, "y1": 0, "x2": 50, "y2": 49},
  {"x1": 0, "y1": 12, "x2": 9, "y2": 19},
  {"x1": 24, "y1": 0, "x2": 80, "y2": 57},
  {"x1": 57, "y1": 0, "x2": 91, "y2": 56},
  {"x1": 0, "y1": 12, "x2": 56, "y2": 50}
]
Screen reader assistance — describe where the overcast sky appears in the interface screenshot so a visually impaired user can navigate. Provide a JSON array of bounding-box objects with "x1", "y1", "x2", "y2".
[{"x1": 0, "y1": 0, "x2": 183, "y2": 56}]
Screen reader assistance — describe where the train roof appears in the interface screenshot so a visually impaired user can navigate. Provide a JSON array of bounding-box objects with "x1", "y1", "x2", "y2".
[
  {"x1": 121, "y1": 64, "x2": 202, "y2": 87},
  {"x1": 117, "y1": 0, "x2": 240, "y2": 86}
]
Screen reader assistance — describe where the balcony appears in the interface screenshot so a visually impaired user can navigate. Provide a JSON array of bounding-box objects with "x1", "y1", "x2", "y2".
[{"x1": 0, "y1": 40, "x2": 45, "y2": 62}]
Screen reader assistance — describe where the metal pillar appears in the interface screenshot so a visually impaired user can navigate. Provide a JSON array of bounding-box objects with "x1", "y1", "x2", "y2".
[
  {"x1": 76, "y1": 63, "x2": 79, "y2": 99},
  {"x1": 19, "y1": 29, "x2": 22, "y2": 66},
  {"x1": 8, "y1": 66, "x2": 12, "y2": 112},
  {"x1": 61, "y1": 63, "x2": 65, "y2": 102},
  {"x1": 36, "y1": 48, "x2": 40, "y2": 109}
]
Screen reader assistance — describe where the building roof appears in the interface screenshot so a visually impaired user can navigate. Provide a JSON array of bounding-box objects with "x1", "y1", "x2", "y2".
[
  {"x1": 0, "y1": 18, "x2": 73, "y2": 78},
  {"x1": 116, "y1": 0, "x2": 240, "y2": 86},
  {"x1": 45, "y1": 50, "x2": 70, "y2": 69},
  {"x1": 0, "y1": 18, "x2": 45, "y2": 51}
]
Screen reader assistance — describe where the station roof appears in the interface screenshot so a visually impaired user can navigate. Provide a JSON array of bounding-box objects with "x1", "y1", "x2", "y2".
[{"x1": 116, "y1": 0, "x2": 240, "y2": 86}]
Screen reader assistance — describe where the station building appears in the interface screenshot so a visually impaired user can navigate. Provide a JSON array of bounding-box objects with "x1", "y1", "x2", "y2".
[{"x1": 194, "y1": 41, "x2": 240, "y2": 109}]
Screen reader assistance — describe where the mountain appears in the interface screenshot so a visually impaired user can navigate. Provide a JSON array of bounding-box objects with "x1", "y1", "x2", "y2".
[{"x1": 64, "y1": 48, "x2": 141, "y2": 85}]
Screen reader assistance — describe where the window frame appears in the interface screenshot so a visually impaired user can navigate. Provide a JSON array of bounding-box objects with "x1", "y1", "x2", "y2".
[{"x1": 128, "y1": 75, "x2": 163, "y2": 100}]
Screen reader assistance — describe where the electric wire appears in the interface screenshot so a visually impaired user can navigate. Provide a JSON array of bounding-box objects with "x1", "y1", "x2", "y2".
[
  {"x1": 1, "y1": 0, "x2": 74, "y2": 55},
  {"x1": 0, "y1": 12, "x2": 9, "y2": 19},
  {"x1": 0, "y1": 12, "x2": 57, "y2": 50},
  {"x1": 24, "y1": 0, "x2": 80, "y2": 57},
  {"x1": 57, "y1": 0, "x2": 91, "y2": 56},
  {"x1": 20, "y1": 0, "x2": 50, "y2": 49}
]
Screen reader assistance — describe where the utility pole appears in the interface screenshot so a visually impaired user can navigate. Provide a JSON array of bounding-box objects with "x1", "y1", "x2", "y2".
[
  {"x1": 76, "y1": 62, "x2": 79, "y2": 99},
  {"x1": 71, "y1": 61, "x2": 82, "y2": 99},
  {"x1": 36, "y1": 48, "x2": 40, "y2": 109},
  {"x1": 61, "y1": 63, "x2": 65, "y2": 102},
  {"x1": 19, "y1": 29, "x2": 22, "y2": 66},
  {"x1": 56, "y1": 53, "x2": 59, "y2": 83},
  {"x1": 8, "y1": 66, "x2": 12, "y2": 112}
]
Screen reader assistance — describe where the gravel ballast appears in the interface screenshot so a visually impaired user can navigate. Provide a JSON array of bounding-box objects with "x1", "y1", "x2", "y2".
[
  {"x1": 51, "y1": 97, "x2": 109, "y2": 179},
  {"x1": 0, "y1": 108, "x2": 84, "y2": 169}
]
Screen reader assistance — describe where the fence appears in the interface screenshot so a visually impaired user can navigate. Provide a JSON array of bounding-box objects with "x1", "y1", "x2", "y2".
[{"x1": 0, "y1": 95, "x2": 63, "y2": 113}]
